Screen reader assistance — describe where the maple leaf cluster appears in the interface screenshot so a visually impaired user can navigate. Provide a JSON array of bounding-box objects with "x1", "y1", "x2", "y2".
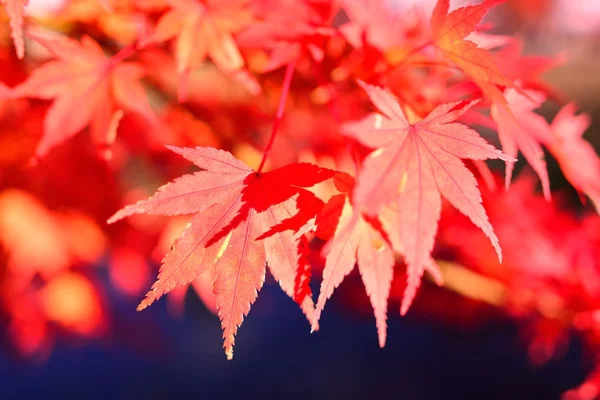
[{"x1": 1, "y1": 0, "x2": 600, "y2": 395}]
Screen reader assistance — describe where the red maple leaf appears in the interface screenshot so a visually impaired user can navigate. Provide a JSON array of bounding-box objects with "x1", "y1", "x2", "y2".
[
  {"x1": 294, "y1": 234, "x2": 313, "y2": 305},
  {"x1": 311, "y1": 172, "x2": 444, "y2": 344},
  {"x1": 312, "y1": 174, "x2": 395, "y2": 347},
  {"x1": 492, "y1": 90, "x2": 599, "y2": 207},
  {"x1": 236, "y1": 0, "x2": 336, "y2": 72},
  {"x1": 491, "y1": 88, "x2": 551, "y2": 199},
  {"x1": 494, "y1": 39, "x2": 564, "y2": 96},
  {"x1": 108, "y1": 145, "x2": 334, "y2": 359},
  {"x1": 431, "y1": 0, "x2": 514, "y2": 105},
  {"x1": 145, "y1": 0, "x2": 255, "y2": 100},
  {"x1": 380, "y1": 204, "x2": 446, "y2": 314},
  {"x1": 2, "y1": 0, "x2": 28, "y2": 59},
  {"x1": 339, "y1": 0, "x2": 425, "y2": 56},
  {"x1": 544, "y1": 104, "x2": 600, "y2": 212},
  {"x1": 343, "y1": 80, "x2": 513, "y2": 313},
  {"x1": 13, "y1": 33, "x2": 158, "y2": 160}
]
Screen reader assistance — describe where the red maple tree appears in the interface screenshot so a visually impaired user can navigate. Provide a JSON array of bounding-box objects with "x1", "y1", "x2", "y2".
[{"x1": 1, "y1": 0, "x2": 600, "y2": 398}]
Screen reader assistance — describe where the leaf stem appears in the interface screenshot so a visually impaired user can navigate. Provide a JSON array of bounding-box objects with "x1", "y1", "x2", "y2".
[
  {"x1": 257, "y1": 59, "x2": 297, "y2": 173},
  {"x1": 108, "y1": 43, "x2": 138, "y2": 66}
]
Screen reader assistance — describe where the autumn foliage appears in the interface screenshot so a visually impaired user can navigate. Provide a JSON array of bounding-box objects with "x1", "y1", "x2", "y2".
[{"x1": 2, "y1": 0, "x2": 600, "y2": 397}]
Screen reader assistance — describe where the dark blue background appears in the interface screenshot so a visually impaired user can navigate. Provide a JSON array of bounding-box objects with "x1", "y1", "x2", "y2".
[{"x1": 0, "y1": 271, "x2": 590, "y2": 400}]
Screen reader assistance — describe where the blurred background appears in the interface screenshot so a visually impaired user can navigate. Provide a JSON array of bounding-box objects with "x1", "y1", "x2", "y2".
[{"x1": 1, "y1": 0, "x2": 600, "y2": 399}]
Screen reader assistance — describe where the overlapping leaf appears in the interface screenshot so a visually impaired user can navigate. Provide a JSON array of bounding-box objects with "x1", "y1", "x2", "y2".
[
  {"x1": 431, "y1": 0, "x2": 513, "y2": 105},
  {"x1": 108, "y1": 145, "x2": 334, "y2": 359},
  {"x1": 312, "y1": 174, "x2": 394, "y2": 347},
  {"x1": 430, "y1": 0, "x2": 548, "y2": 197},
  {"x1": 338, "y1": 0, "x2": 424, "y2": 60},
  {"x1": 14, "y1": 34, "x2": 157, "y2": 159},
  {"x1": 494, "y1": 39, "x2": 564, "y2": 94},
  {"x1": 311, "y1": 170, "x2": 445, "y2": 344},
  {"x1": 236, "y1": 0, "x2": 336, "y2": 71},
  {"x1": 543, "y1": 104, "x2": 600, "y2": 212},
  {"x1": 145, "y1": 0, "x2": 255, "y2": 99},
  {"x1": 490, "y1": 88, "x2": 551, "y2": 199},
  {"x1": 344, "y1": 80, "x2": 513, "y2": 312},
  {"x1": 2, "y1": 0, "x2": 28, "y2": 59}
]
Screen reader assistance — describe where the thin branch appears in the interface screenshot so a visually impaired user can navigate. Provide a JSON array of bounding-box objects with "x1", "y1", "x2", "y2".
[{"x1": 257, "y1": 59, "x2": 297, "y2": 173}]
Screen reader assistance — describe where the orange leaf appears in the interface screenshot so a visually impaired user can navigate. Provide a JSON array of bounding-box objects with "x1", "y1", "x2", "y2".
[
  {"x1": 146, "y1": 0, "x2": 253, "y2": 100},
  {"x1": 14, "y1": 34, "x2": 157, "y2": 159},
  {"x1": 431, "y1": 0, "x2": 513, "y2": 105}
]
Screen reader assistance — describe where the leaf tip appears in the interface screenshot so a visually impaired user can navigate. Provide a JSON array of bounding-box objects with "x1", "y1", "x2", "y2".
[
  {"x1": 542, "y1": 186, "x2": 552, "y2": 202},
  {"x1": 400, "y1": 276, "x2": 420, "y2": 316},
  {"x1": 378, "y1": 333, "x2": 387, "y2": 348},
  {"x1": 136, "y1": 287, "x2": 160, "y2": 311},
  {"x1": 106, "y1": 212, "x2": 121, "y2": 225},
  {"x1": 310, "y1": 317, "x2": 320, "y2": 332},
  {"x1": 310, "y1": 317, "x2": 320, "y2": 333},
  {"x1": 426, "y1": 260, "x2": 445, "y2": 286},
  {"x1": 400, "y1": 302, "x2": 410, "y2": 316}
]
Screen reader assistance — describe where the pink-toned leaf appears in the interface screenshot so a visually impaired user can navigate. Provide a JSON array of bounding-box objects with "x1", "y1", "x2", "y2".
[
  {"x1": 345, "y1": 81, "x2": 511, "y2": 313},
  {"x1": 214, "y1": 208, "x2": 266, "y2": 360},
  {"x1": 2, "y1": 0, "x2": 29, "y2": 59},
  {"x1": 314, "y1": 195, "x2": 395, "y2": 346},
  {"x1": 259, "y1": 198, "x2": 317, "y2": 326},
  {"x1": 109, "y1": 146, "x2": 334, "y2": 358},
  {"x1": 491, "y1": 88, "x2": 551, "y2": 199},
  {"x1": 544, "y1": 104, "x2": 600, "y2": 212},
  {"x1": 430, "y1": 0, "x2": 514, "y2": 106},
  {"x1": 137, "y1": 193, "x2": 243, "y2": 311},
  {"x1": 356, "y1": 222, "x2": 394, "y2": 347},
  {"x1": 13, "y1": 34, "x2": 157, "y2": 158}
]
